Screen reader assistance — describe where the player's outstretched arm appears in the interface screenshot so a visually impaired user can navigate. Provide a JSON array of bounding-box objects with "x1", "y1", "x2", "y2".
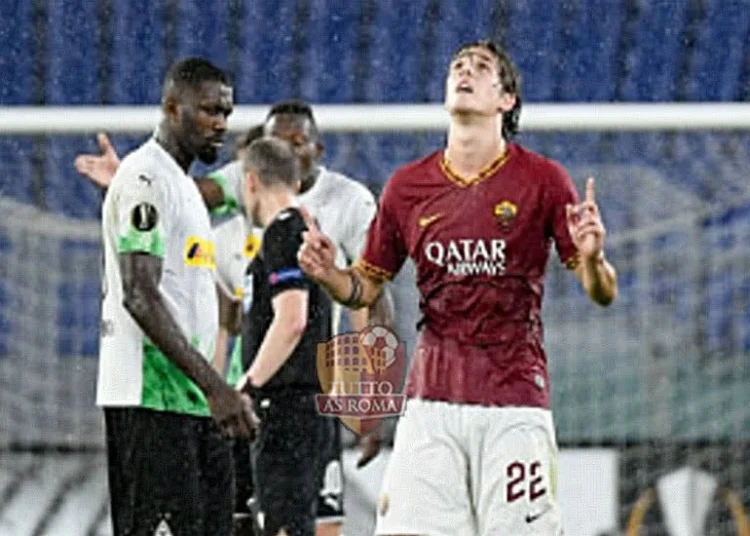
[
  {"x1": 567, "y1": 177, "x2": 618, "y2": 306},
  {"x1": 193, "y1": 177, "x2": 227, "y2": 211},
  {"x1": 346, "y1": 275, "x2": 396, "y2": 333},
  {"x1": 120, "y1": 252, "x2": 256, "y2": 439},
  {"x1": 75, "y1": 132, "x2": 228, "y2": 211},
  {"x1": 367, "y1": 284, "x2": 396, "y2": 327},
  {"x1": 354, "y1": 285, "x2": 396, "y2": 468},
  {"x1": 74, "y1": 133, "x2": 119, "y2": 190},
  {"x1": 213, "y1": 285, "x2": 242, "y2": 375},
  {"x1": 297, "y1": 207, "x2": 384, "y2": 308},
  {"x1": 346, "y1": 306, "x2": 369, "y2": 333}
]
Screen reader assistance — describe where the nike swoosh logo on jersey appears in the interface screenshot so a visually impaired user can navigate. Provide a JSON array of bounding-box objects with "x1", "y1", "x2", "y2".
[
  {"x1": 525, "y1": 505, "x2": 551, "y2": 524},
  {"x1": 418, "y1": 213, "x2": 443, "y2": 228}
]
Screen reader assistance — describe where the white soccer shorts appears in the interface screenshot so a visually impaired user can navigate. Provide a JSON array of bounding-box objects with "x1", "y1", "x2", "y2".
[{"x1": 375, "y1": 399, "x2": 563, "y2": 536}]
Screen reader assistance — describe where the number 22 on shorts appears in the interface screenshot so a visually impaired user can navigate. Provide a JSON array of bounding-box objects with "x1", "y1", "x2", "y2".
[{"x1": 506, "y1": 460, "x2": 547, "y2": 503}]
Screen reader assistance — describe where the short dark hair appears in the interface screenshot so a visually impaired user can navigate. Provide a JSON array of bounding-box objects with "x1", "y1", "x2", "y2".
[
  {"x1": 233, "y1": 124, "x2": 265, "y2": 158},
  {"x1": 452, "y1": 40, "x2": 523, "y2": 138},
  {"x1": 162, "y1": 57, "x2": 228, "y2": 99},
  {"x1": 266, "y1": 99, "x2": 320, "y2": 139},
  {"x1": 240, "y1": 137, "x2": 300, "y2": 189}
]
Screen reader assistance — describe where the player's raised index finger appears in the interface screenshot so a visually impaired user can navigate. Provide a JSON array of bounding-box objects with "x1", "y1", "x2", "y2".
[
  {"x1": 299, "y1": 205, "x2": 320, "y2": 235},
  {"x1": 585, "y1": 177, "x2": 596, "y2": 203},
  {"x1": 97, "y1": 132, "x2": 113, "y2": 153}
]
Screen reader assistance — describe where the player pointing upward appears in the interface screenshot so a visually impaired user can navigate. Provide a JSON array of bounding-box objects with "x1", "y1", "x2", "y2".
[{"x1": 299, "y1": 40, "x2": 618, "y2": 536}]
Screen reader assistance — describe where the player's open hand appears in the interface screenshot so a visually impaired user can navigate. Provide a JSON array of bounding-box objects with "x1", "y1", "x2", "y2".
[
  {"x1": 566, "y1": 177, "x2": 606, "y2": 262},
  {"x1": 74, "y1": 132, "x2": 120, "y2": 189},
  {"x1": 298, "y1": 205, "x2": 337, "y2": 283},
  {"x1": 208, "y1": 382, "x2": 259, "y2": 440}
]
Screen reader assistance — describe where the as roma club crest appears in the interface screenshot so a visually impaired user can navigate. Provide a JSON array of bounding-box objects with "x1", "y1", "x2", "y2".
[
  {"x1": 315, "y1": 326, "x2": 407, "y2": 435},
  {"x1": 493, "y1": 200, "x2": 517, "y2": 230}
]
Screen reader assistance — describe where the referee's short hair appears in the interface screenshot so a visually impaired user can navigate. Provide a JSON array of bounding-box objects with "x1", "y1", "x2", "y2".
[{"x1": 240, "y1": 137, "x2": 300, "y2": 189}]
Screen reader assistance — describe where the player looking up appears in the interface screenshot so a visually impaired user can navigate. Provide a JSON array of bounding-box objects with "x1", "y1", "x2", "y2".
[{"x1": 298, "y1": 40, "x2": 618, "y2": 536}]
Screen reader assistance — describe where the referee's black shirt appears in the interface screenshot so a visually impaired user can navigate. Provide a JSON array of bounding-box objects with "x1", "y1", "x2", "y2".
[{"x1": 241, "y1": 207, "x2": 332, "y2": 395}]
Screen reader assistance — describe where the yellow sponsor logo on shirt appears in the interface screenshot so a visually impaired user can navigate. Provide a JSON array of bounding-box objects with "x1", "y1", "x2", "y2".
[
  {"x1": 184, "y1": 236, "x2": 216, "y2": 269},
  {"x1": 243, "y1": 234, "x2": 262, "y2": 259}
]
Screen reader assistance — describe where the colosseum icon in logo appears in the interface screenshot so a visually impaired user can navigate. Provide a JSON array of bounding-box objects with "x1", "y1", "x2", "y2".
[{"x1": 316, "y1": 325, "x2": 407, "y2": 435}]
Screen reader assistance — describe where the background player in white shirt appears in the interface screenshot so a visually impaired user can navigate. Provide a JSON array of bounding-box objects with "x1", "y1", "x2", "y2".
[
  {"x1": 96, "y1": 57, "x2": 255, "y2": 536},
  {"x1": 212, "y1": 124, "x2": 266, "y2": 384}
]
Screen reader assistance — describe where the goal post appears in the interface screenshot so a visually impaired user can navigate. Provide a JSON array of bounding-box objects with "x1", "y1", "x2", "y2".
[
  {"x1": 1, "y1": 102, "x2": 750, "y2": 133},
  {"x1": 1, "y1": 103, "x2": 750, "y2": 533}
]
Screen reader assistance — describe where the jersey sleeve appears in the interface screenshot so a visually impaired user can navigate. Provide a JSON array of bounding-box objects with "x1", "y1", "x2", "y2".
[
  {"x1": 206, "y1": 160, "x2": 245, "y2": 215},
  {"x1": 263, "y1": 213, "x2": 311, "y2": 298},
  {"x1": 355, "y1": 176, "x2": 408, "y2": 282},
  {"x1": 114, "y1": 169, "x2": 170, "y2": 258},
  {"x1": 339, "y1": 184, "x2": 377, "y2": 264},
  {"x1": 546, "y1": 162, "x2": 580, "y2": 269}
]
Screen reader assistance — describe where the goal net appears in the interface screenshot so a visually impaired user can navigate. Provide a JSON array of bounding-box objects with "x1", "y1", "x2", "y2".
[{"x1": 1, "y1": 104, "x2": 750, "y2": 534}]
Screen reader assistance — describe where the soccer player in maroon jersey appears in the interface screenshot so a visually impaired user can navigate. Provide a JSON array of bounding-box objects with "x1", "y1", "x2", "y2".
[{"x1": 298, "y1": 39, "x2": 618, "y2": 536}]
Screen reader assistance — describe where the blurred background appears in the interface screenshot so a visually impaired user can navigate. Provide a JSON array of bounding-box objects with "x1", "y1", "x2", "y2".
[{"x1": 1, "y1": 0, "x2": 750, "y2": 534}]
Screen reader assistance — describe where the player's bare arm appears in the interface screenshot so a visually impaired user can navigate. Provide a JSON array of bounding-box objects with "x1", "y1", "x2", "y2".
[
  {"x1": 367, "y1": 284, "x2": 396, "y2": 327},
  {"x1": 238, "y1": 289, "x2": 309, "y2": 390},
  {"x1": 213, "y1": 326, "x2": 230, "y2": 376},
  {"x1": 75, "y1": 132, "x2": 227, "y2": 210},
  {"x1": 193, "y1": 177, "x2": 226, "y2": 210},
  {"x1": 120, "y1": 252, "x2": 256, "y2": 438},
  {"x1": 331, "y1": 264, "x2": 385, "y2": 310},
  {"x1": 567, "y1": 177, "x2": 618, "y2": 306},
  {"x1": 352, "y1": 285, "x2": 396, "y2": 468},
  {"x1": 346, "y1": 285, "x2": 393, "y2": 332},
  {"x1": 346, "y1": 306, "x2": 369, "y2": 332},
  {"x1": 218, "y1": 284, "x2": 243, "y2": 335},
  {"x1": 213, "y1": 286, "x2": 242, "y2": 374}
]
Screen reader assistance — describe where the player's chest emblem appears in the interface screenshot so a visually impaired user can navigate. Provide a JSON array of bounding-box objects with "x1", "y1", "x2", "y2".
[{"x1": 493, "y1": 200, "x2": 518, "y2": 231}]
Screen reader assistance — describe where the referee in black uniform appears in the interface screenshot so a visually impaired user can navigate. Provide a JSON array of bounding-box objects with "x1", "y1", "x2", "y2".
[{"x1": 236, "y1": 136, "x2": 333, "y2": 536}]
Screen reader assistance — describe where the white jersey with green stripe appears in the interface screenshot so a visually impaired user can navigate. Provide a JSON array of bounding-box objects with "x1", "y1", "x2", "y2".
[
  {"x1": 213, "y1": 214, "x2": 261, "y2": 303},
  {"x1": 97, "y1": 138, "x2": 218, "y2": 416},
  {"x1": 207, "y1": 159, "x2": 245, "y2": 216}
]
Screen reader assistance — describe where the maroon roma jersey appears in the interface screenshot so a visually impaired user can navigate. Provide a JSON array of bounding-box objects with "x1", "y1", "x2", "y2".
[{"x1": 356, "y1": 143, "x2": 580, "y2": 408}]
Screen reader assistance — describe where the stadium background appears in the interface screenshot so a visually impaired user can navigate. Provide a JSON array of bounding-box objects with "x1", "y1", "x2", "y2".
[{"x1": 1, "y1": 0, "x2": 750, "y2": 534}]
